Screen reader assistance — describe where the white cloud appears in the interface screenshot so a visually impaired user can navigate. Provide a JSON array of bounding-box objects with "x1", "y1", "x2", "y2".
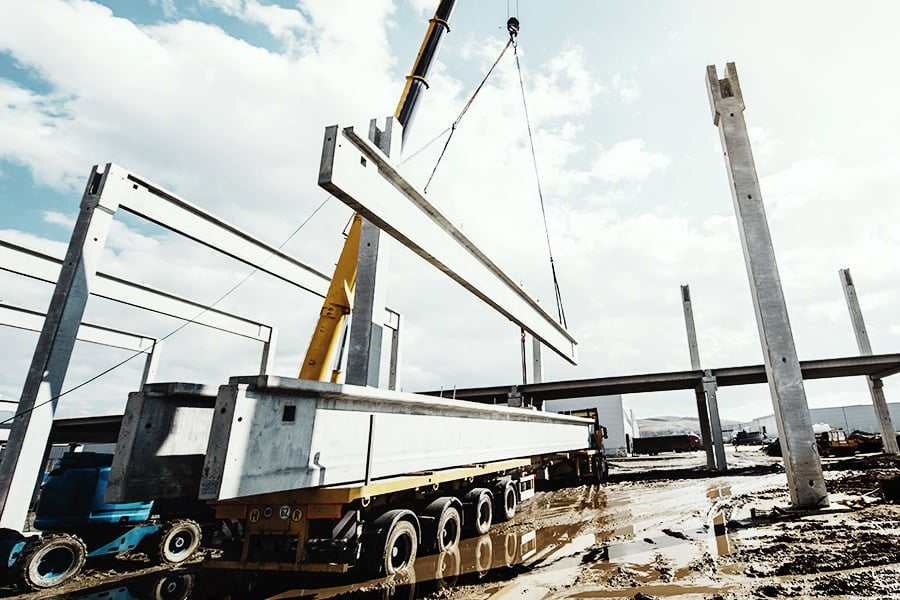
[
  {"x1": 611, "y1": 73, "x2": 640, "y2": 103},
  {"x1": 590, "y1": 139, "x2": 670, "y2": 183},
  {"x1": 42, "y1": 211, "x2": 75, "y2": 229}
]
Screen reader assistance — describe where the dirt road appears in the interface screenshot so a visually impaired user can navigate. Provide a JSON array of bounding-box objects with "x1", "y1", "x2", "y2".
[{"x1": 5, "y1": 447, "x2": 898, "y2": 599}]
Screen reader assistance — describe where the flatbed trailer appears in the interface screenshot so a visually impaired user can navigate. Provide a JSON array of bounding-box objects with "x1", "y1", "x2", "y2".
[
  {"x1": 108, "y1": 377, "x2": 606, "y2": 575},
  {"x1": 209, "y1": 451, "x2": 604, "y2": 574}
]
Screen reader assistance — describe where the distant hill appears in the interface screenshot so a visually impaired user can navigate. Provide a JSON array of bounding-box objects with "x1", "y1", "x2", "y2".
[{"x1": 637, "y1": 415, "x2": 741, "y2": 437}]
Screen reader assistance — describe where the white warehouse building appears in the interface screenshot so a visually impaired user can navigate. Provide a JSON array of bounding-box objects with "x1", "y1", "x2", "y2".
[
  {"x1": 544, "y1": 395, "x2": 637, "y2": 457},
  {"x1": 741, "y1": 402, "x2": 900, "y2": 436}
]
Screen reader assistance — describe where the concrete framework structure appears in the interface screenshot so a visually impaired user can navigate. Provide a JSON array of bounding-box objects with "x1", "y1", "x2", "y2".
[
  {"x1": 423, "y1": 353, "x2": 900, "y2": 405},
  {"x1": 0, "y1": 163, "x2": 329, "y2": 529},
  {"x1": 318, "y1": 123, "x2": 577, "y2": 365},
  {"x1": 707, "y1": 62, "x2": 826, "y2": 507},
  {"x1": 680, "y1": 284, "x2": 723, "y2": 470},
  {"x1": 0, "y1": 303, "x2": 161, "y2": 389},
  {"x1": 839, "y1": 268, "x2": 899, "y2": 454},
  {"x1": 1, "y1": 240, "x2": 277, "y2": 372}
]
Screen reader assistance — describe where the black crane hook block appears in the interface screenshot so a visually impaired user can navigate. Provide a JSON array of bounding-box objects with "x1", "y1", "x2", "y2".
[{"x1": 507, "y1": 17, "x2": 520, "y2": 40}]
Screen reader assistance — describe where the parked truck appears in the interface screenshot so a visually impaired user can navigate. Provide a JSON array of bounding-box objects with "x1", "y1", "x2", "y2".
[{"x1": 632, "y1": 434, "x2": 701, "y2": 455}]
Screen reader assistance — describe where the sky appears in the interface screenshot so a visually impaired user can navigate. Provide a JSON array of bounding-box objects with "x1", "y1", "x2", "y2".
[{"x1": 1, "y1": 0, "x2": 900, "y2": 425}]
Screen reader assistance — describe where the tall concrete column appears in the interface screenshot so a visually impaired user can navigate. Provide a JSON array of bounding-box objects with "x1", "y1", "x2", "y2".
[
  {"x1": 681, "y1": 285, "x2": 716, "y2": 469},
  {"x1": 839, "y1": 268, "x2": 899, "y2": 454},
  {"x1": 346, "y1": 118, "x2": 399, "y2": 387},
  {"x1": 702, "y1": 372, "x2": 728, "y2": 471},
  {"x1": 0, "y1": 164, "x2": 128, "y2": 529},
  {"x1": 706, "y1": 62, "x2": 827, "y2": 507},
  {"x1": 532, "y1": 336, "x2": 543, "y2": 384}
]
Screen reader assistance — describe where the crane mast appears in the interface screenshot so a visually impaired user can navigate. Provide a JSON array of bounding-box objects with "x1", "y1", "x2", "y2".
[{"x1": 299, "y1": 0, "x2": 457, "y2": 382}]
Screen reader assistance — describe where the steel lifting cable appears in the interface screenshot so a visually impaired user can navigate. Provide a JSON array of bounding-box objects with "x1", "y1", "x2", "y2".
[
  {"x1": 512, "y1": 29, "x2": 568, "y2": 328},
  {"x1": 422, "y1": 26, "x2": 516, "y2": 193}
]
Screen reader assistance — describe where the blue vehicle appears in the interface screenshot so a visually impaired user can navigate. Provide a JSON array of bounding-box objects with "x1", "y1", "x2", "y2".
[{"x1": 0, "y1": 452, "x2": 202, "y2": 590}]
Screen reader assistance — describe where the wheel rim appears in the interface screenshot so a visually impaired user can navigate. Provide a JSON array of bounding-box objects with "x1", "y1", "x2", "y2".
[
  {"x1": 34, "y1": 546, "x2": 76, "y2": 581},
  {"x1": 477, "y1": 499, "x2": 491, "y2": 530},
  {"x1": 388, "y1": 531, "x2": 414, "y2": 572},
  {"x1": 165, "y1": 528, "x2": 196, "y2": 560},
  {"x1": 439, "y1": 514, "x2": 459, "y2": 551}
]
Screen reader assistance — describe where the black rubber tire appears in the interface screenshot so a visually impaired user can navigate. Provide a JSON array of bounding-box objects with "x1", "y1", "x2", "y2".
[
  {"x1": 494, "y1": 481, "x2": 517, "y2": 522},
  {"x1": 383, "y1": 520, "x2": 418, "y2": 575},
  {"x1": 434, "y1": 506, "x2": 461, "y2": 553},
  {"x1": 464, "y1": 489, "x2": 493, "y2": 536},
  {"x1": 17, "y1": 533, "x2": 87, "y2": 590},
  {"x1": 157, "y1": 519, "x2": 202, "y2": 564},
  {"x1": 153, "y1": 573, "x2": 195, "y2": 600}
]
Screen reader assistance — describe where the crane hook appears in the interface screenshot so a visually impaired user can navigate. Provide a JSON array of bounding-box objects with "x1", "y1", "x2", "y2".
[{"x1": 507, "y1": 17, "x2": 519, "y2": 41}]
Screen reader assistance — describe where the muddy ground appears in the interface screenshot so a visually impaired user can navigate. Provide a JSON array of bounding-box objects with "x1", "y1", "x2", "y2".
[{"x1": 4, "y1": 447, "x2": 899, "y2": 599}]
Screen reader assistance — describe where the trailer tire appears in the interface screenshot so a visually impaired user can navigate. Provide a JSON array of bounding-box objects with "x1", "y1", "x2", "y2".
[
  {"x1": 158, "y1": 519, "x2": 202, "y2": 564},
  {"x1": 422, "y1": 497, "x2": 462, "y2": 553},
  {"x1": 382, "y1": 520, "x2": 418, "y2": 575},
  {"x1": 493, "y1": 480, "x2": 517, "y2": 522},
  {"x1": 463, "y1": 488, "x2": 493, "y2": 536},
  {"x1": 17, "y1": 533, "x2": 86, "y2": 590}
]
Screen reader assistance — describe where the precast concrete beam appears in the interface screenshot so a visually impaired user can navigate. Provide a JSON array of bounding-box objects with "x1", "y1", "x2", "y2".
[
  {"x1": 319, "y1": 124, "x2": 577, "y2": 365},
  {"x1": 199, "y1": 376, "x2": 594, "y2": 500},
  {"x1": 702, "y1": 372, "x2": 727, "y2": 471},
  {"x1": 707, "y1": 62, "x2": 826, "y2": 506},
  {"x1": 106, "y1": 382, "x2": 219, "y2": 502},
  {"x1": 839, "y1": 268, "x2": 899, "y2": 454}
]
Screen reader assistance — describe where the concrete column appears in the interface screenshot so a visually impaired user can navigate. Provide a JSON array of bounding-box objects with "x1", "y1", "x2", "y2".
[
  {"x1": 139, "y1": 339, "x2": 162, "y2": 389},
  {"x1": 702, "y1": 372, "x2": 728, "y2": 471},
  {"x1": 0, "y1": 164, "x2": 127, "y2": 529},
  {"x1": 681, "y1": 284, "x2": 715, "y2": 469},
  {"x1": 346, "y1": 118, "x2": 400, "y2": 387},
  {"x1": 839, "y1": 268, "x2": 899, "y2": 454},
  {"x1": 386, "y1": 309, "x2": 402, "y2": 391},
  {"x1": 707, "y1": 63, "x2": 826, "y2": 507},
  {"x1": 532, "y1": 336, "x2": 543, "y2": 384}
]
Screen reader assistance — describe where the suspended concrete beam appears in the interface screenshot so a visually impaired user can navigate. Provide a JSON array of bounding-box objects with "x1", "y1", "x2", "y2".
[
  {"x1": 839, "y1": 268, "x2": 899, "y2": 454},
  {"x1": 680, "y1": 285, "x2": 721, "y2": 470},
  {"x1": 707, "y1": 62, "x2": 826, "y2": 507},
  {"x1": 319, "y1": 124, "x2": 577, "y2": 365},
  {"x1": 0, "y1": 303, "x2": 161, "y2": 388}
]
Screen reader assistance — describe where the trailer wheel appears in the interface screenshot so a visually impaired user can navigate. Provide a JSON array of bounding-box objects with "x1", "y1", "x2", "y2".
[
  {"x1": 464, "y1": 489, "x2": 493, "y2": 536},
  {"x1": 422, "y1": 497, "x2": 462, "y2": 553},
  {"x1": 17, "y1": 533, "x2": 86, "y2": 590},
  {"x1": 434, "y1": 506, "x2": 461, "y2": 553},
  {"x1": 494, "y1": 480, "x2": 517, "y2": 522},
  {"x1": 383, "y1": 520, "x2": 418, "y2": 575},
  {"x1": 158, "y1": 519, "x2": 202, "y2": 564}
]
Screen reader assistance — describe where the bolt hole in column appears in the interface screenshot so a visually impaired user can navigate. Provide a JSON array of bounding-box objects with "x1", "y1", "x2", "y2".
[
  {"x1": 781, "y1": 357, "x2": 787, "y2": 363},
  {"x1": 730, "y1": 112, "x2": 734, "y2": 117},
  {"x1": 747, "y1": 194, "x2": 752, "y2": 199},
  {"x1": 809, "y1": 480, "x2": 815, "y2": 486}
]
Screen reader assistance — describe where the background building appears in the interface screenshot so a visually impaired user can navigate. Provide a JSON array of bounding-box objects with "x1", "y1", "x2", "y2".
[
  {"x1": 741, "y1": 402, "x2": 900, "y2": 436},
  {"x1": 544, "y1": 395, "x2": 636, "y2": 457}
]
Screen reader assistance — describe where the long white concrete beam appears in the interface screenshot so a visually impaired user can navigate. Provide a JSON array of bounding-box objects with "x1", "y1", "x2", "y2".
[{"x1": 318, "y1": 124, "x2": 577, "y2": 365}]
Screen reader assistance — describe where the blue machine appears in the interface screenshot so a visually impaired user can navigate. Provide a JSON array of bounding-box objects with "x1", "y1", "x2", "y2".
[{"x1": 0, "y1": 452, "x2": 202, "y2": 591}]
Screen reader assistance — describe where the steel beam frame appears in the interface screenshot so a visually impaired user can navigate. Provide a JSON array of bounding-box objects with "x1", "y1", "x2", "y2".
[{"x1": 319, "y1": 124, "x2": 577, "y2": 365}]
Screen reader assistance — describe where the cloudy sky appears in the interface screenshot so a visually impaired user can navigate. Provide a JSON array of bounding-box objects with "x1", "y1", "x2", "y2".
[{"x1": 2, "y1": 0, "x2": 899, "y2": 425}]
